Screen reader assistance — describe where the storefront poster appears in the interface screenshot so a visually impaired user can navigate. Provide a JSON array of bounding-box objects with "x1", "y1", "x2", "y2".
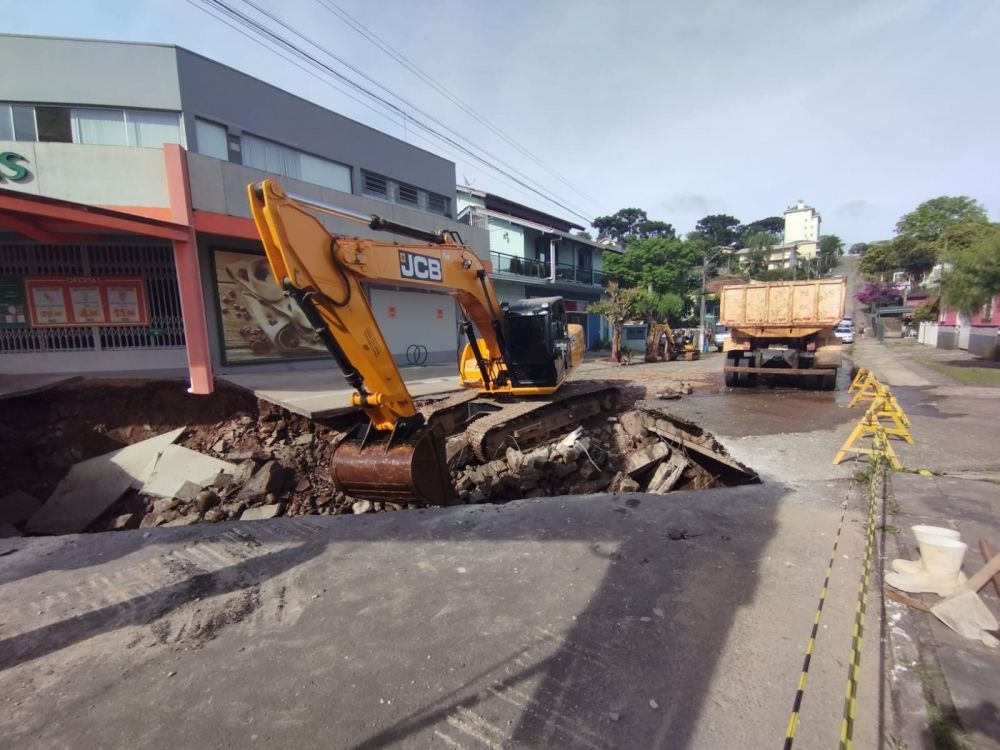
[
  {"x1": 69, "y1": 285, "x2": 107, "y2": 325},
  {"x1": 105, "y1": 283, "x2": 144, "y2": 325},
  {"x1": 212, "y1": 249, "x2": 327, "y2": 364},
  {"x1": 24, "y1": 277, "x2": 149, "y2": 328},
  {"x1": 0, "y1": 276, "x2": 28, "y2": 328}
]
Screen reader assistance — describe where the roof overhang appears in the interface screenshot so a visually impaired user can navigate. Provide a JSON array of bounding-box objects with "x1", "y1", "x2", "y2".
[{"x1": 0, "y1": 188, "x2": 189, "y2": 243}]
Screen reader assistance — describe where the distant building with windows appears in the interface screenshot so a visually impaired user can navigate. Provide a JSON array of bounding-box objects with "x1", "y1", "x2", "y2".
[
  {"x1": 456, "y1": 186, "x2": 620, "y2": 348},
  {"x1": 735, "y1": 200, "x2": 822, "y2": 270},
  {"x1": 0, "y1": 34, "x2": 489, "y2": 390}
]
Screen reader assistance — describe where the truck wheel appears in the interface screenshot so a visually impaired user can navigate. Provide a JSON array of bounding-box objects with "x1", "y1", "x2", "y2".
[
  {"x1": 739, "y1": 361, "x2": 757, "y2": 387},
  {"x1": 819, "y1": 373, "x2": 837, "y2": 391},
  {"x1": 724, "y1": 354, "x2": 739, "y2": 387}
]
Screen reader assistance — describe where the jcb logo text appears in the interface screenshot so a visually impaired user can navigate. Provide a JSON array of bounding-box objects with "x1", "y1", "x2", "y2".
[{"x1": 399, "y1": 251, "x2": 443, "y2": 282}]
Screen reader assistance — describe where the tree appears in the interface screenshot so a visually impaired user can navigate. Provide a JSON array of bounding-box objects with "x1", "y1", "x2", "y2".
[
  {"x1": 891, "y1": 235, "x2": 937, "y2": 278},
  {"x1": 859, "y1": 243, "x2": 899, "y2": 277},
  {"x1": 592, "y1": 208, "x2": 676, "y2": 243},
  {"x1": 856, "y1": 281, "x2": 903, "y2": 310},
  {"x1": 849, "y1": 242, "x2": 870, "y2": 256},
  {"x1": 744, "y1": 248, "x2": 768, "y2": 278},
  {"x1": 694, "y1": 214, "x2": 741, "y2": 247},
  {"x1": 819, "y1": 234, "x2": 844, "y2": 258},
  {"x1": 742, "y1": 231, "x2": 774, "y2": 278},
  {"x1": 573, "y1": 230, "x2": 593, "y2": 240},
  {"x1": 818, "y1": 234, "x2": 844, "y2": 272},
  {"x1": 740, "y1": 216, "x2": 784, "y2": 242},
  {"x1": 603, "y1": 236, "x2": 701, "y2": 297},
  {"x1": 895, "y1": 196, "x2": 988, "y2": 243},
  {"x1": 589, "y1": 282, "x2": 643, "y2": 362},
  {"x1": 940, "y1": 225, "x2": 1000, "y2": 314}
]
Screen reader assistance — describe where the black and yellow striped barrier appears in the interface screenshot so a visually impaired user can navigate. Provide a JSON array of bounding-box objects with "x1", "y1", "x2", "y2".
[
  {"x1": 785, "y1": 424, "x2": 889, "y2": 749},
  {"x1": 835, "y1": 370, "x2": 912, "y2": 468}
]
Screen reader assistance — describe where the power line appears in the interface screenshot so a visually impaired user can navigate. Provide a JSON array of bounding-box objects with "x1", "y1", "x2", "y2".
[
  {"x1": 183, "y1": 0, "x2": 405, "y2": 132},
  {"x1": 314, "y1": 0, "x2": 603, "y2": 211},
  {"x1": 190, "y1": 0, "x2": 594, "y2": 224},
  {"x1": 184, "y1": 0, "x2": 576, "y2": 212},
  {"x1": 232, "y1": 0, "x2": 594, "y2": 223}
]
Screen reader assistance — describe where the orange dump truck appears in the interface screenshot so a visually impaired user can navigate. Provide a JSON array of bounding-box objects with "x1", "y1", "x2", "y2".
[{"x1": 719, "y1": 278, "x2": 847, "y2": 390}]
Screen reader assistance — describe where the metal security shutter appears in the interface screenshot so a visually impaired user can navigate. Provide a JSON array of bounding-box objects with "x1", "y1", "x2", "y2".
[{"x1": 0, "y1": 242, "x2": 185, "y2": 354}]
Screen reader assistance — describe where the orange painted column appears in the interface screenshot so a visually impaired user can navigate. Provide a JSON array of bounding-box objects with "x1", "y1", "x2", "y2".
[{"x1": 163, "y1": 143, "x2": 214, "y2": 395}]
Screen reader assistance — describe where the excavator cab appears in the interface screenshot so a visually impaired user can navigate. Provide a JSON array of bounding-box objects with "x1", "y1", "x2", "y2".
[{"x1": 502, "y1": 297, "x2": 572, "y2": 388}]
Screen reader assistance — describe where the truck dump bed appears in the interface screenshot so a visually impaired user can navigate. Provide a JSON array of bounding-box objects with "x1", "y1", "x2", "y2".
[{"x1": 720, "y1": 278, "x2": 846, "y2": 332}]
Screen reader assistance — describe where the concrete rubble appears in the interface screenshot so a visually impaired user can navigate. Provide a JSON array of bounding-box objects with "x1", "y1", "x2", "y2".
[{"x1": 4, "y1": 381, "x2": 756, "y2": 536}]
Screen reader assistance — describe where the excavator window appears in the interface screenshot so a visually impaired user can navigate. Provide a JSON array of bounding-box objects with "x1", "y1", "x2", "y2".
[{"x1": 506, "y1": 312, "x2": 561, "y2": 387}]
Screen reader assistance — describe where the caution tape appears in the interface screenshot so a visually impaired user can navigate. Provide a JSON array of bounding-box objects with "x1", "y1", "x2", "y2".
[
  {"x1": 839, "y1": 439, "x2": 885, "y2": 749},
  {"x1": 785, "y1": 383, "x2": 895, "y2": 748},
  {"x1": 782, "y1": 487, "x2": 852, "y2": 749}
]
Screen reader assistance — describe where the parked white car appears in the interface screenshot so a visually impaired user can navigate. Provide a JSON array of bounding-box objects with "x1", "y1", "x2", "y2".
[
  {"x1": 714, "y1": 325, "x2": 731, "y2": 352},
  {"x1": 834, "y1": 324, "x2": 855, "y2": 344}
]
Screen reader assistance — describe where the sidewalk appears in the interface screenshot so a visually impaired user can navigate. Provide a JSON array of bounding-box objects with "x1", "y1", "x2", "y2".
[
  {"x1": 852, "y1": 337, "x2": 1000, "y2": 749},
  {"x1": 220, "y1": 362, "x2": 462, "y2": 417}
]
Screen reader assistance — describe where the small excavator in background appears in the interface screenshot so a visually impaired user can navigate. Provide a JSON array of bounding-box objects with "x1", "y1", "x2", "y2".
[{"x1": 248, "y1": 180, "x2": 621, "y2": 506}]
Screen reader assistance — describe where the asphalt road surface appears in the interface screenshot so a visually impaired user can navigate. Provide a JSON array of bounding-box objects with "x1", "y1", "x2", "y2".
[{"x1": 0, "y1": 354, "x2": 883, "y2": 750}]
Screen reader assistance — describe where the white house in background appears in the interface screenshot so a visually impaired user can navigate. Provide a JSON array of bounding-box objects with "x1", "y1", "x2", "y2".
[
  {"x1": 735, "y1": 200, "x2": 822, "y2": 270},
  {"x1": 456, "y1": 186, "x2": 621, "y2": 349}
]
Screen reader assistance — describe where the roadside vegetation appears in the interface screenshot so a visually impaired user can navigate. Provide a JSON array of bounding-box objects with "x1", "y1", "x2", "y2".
[{"x1": 586, "y1": 207, "x2": 845, "y2": 360}]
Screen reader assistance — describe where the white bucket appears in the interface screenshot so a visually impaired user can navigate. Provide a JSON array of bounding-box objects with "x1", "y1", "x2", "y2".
[
  {"x1": 912, "y1": 525, "x2": 960, "y2": 545},
  {"x1": 918, "y1": 537, "x2": 968, "y2": 579}
]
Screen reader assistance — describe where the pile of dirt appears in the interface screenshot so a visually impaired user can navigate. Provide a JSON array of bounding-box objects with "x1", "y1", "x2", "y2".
[{"x1": 1, "y1": 379, "x2": 755, "y2": 536}]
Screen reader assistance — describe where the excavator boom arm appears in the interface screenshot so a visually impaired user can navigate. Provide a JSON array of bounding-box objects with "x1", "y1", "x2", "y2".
[{"x1": 249, "y1": 179, "x2": 506, "y2": 433}]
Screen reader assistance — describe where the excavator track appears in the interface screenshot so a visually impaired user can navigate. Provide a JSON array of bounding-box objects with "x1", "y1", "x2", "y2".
[{"x1": 464, "y1": 381, "x2": 624, "y2": 462}]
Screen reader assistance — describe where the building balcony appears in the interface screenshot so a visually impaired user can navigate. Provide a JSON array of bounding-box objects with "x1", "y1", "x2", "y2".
[{"x1": 489, "y1": 250, "x2": 618, "y2": 288}]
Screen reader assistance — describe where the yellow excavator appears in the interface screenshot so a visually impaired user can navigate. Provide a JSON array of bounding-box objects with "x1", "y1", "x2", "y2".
[{"x1": 248, "y1": 180, "x2": 620, "y2": 506}]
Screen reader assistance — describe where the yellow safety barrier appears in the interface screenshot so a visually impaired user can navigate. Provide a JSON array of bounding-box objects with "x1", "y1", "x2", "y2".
[
  {"x1": 847, "y1": 370, "x2": 881, "y2": 408},
  {"x1": 836, "y1": 374, "x2": 912, "y2": 468},
  {"x1": 867, "y1": 392, "x2": 913, "y2": 442},
  {"x1": 834, "y1": 420, "x2": 903, "y2": 469},
  {"x1": 848, "y1": 367, "x2": 870, "y2": 393}
]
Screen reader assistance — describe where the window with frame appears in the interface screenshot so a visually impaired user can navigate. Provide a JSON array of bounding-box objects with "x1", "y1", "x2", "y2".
[
  {"x1": 362, "y1": 170, "x2": 388, "y2": 198},
  {"x1": 0, "y1": 103, "x2": 182, "y2": 147},
  {"x1": 195, "y1": 118, "x2": 229, "y2": 160},
  {"x1": 242, "y1": 133, "x2": 351, "y2": 192},
  {"x1": 427, "y1": 192, "x2": 449, "y2": 216},
  {"x1": 397, "y1": 182, "x2": 419, "y2": 206}
]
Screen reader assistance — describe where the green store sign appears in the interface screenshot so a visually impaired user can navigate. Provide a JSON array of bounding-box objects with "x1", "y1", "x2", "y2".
[{"x1": 0, "y1": 151, "x2": 29, "y2": 182}]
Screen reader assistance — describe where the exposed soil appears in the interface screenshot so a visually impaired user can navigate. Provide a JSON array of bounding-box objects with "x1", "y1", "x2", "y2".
[{"x1": 1, "y1": 375, "x2": 756, "y2": 536}]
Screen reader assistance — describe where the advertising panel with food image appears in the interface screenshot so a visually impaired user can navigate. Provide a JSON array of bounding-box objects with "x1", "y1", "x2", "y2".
[{"x1": 212, "y1": 249, "x2": 327, "y2": 364}]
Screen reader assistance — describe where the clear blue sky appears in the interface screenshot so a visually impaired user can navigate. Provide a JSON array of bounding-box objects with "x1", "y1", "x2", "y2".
[{"x1": 6, "y1": 0, "x2": 999, "y2": 245}]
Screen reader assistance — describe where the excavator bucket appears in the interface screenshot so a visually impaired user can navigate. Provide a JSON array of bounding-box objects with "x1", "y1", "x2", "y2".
[{"x1": 330, "y1": 422, "x2": 455, "y2": 505}]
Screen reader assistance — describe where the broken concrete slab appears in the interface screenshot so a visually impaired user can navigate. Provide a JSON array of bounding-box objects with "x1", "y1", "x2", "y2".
[
  {"x1": 141, "y1": 445, "x2": 236, "y2": 499},
  {"x1": 240, "y1": 503, "x2": 283, "y2": 521},
  {"x1": 0, "y1": 490, "x2": 42, "y2": 526},
  {"x1": 174, "y1": 480, "x2": 204, "y2": 503},
  {"x1": 26, "y1": 428, "x2": 185, "y2": 535},
  {"x1": 624, "y1": 442, "x2": 670, "y2": 478},
  {"x1": 647, "y1": 453, "x2": 689, "y2": 494},
  {"x1": 236, "y1": 461, "x2": 286, "y2": 503}
]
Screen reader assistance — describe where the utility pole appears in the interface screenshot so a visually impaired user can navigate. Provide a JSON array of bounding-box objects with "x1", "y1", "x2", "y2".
[{"x1": 700, "y1": 255, "x2": 707, "y2": 353}]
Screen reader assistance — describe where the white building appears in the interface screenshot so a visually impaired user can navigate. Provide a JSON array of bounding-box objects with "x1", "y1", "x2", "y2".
[
  {"x1": 781, "y1": 200, "x2": 821, "y2": 261},
  {"x1": 456, "y1": 186, "x2": 620, "y2": 348}
]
